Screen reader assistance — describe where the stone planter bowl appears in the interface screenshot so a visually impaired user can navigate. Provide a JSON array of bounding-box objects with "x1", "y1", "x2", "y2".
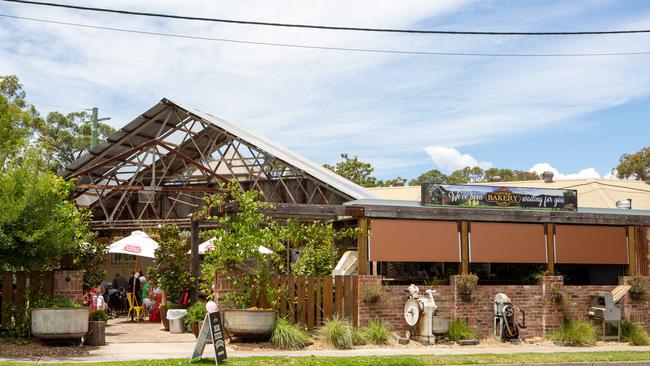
[
  {"x1": 31, "y1": 308, "x2": 89, "y2": 339},
  {"x1": 223, "y1": 309, "x2": 276, "y2": 340}
]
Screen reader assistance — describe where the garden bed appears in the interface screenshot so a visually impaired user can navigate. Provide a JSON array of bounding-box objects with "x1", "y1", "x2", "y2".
[{"x1": 0, "y1": 337, "x2": 94, "y2": 358}]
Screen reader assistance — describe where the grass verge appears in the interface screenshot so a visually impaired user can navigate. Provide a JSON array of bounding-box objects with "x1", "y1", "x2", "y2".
[{"x1": 5, "y1": 351, "x2": 650, "y2": 366}]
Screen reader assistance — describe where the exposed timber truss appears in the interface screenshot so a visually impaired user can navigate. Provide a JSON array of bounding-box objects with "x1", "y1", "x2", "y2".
[{"x1": 61, "y1": 99, "x2": 377, "y2": 230}]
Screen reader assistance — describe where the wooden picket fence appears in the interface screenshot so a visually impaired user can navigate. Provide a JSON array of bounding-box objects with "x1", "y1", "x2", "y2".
[
  {"x1": 0, "y1": 271, "x2": 54, "y2": 328},
  {"x1": 272, "y1": 275, "x2": 358, "y2": 329}
]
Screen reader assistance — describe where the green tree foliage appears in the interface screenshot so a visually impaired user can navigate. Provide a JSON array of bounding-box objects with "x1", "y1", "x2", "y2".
[
  {"x1": 200, "y1": 182, "x2": 283, "y2": 308},
  {"x1": 0, "y1": 153, "x2": 88, "y2": 271},
  {"x1": 149, "y1": 225, "x2": 195, "y2": 303},
  {"x1": 410, "y1": 169, "x2": 449, "y2": 185},
  {"x1": 448, "y1": 166, "x2": 486, "y2": 184},
  {"x1": 484, "y1": 168, "x2": 540, "y2": 182},
  {"x1": 281, "y1": 220, "x2": 357, "y2": 276},
  {"x1": 616, "y1": 147, "x2": 650, "y2": 180},
  {"x1": 72, "y1": 236, "x2": 109, "y2": 292},
  {"x1": 0, "y1": 75, "x2": 36, "y2": 165},
  {"x1": 33, "y1": 110, "x2": 115, "y2": 171},
  {"x1": 324, "y1": 153, "x2": 379, "y2": 187},
  {"x1": 0, "y1": 74, "x2": 115, "y2": 171}
]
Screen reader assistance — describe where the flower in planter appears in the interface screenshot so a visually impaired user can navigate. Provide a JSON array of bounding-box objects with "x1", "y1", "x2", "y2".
[
  {"x1": 628, "y1": 276, "x2": 646, "y2": 295},
  {"x1": 456, "y1": 273, "x2": 478, "y2": 300}
]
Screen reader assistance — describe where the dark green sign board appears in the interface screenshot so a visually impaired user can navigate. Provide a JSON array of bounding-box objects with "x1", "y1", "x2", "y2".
[{"x1": 421, "y1": 183, "x2": 577, "y2": 211}]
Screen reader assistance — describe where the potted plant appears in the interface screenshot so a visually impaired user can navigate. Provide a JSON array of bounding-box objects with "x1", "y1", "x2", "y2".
[
  {"x1": 628, "y1": 276, "x2": 646, "y2": 300},
  {"x1": 185, "y1": 301, "x2": 207, "y2": 338},
  {"x1": 84, "y1": 310, "x2": 108, "y2": 346},
  {"x1": 547, "y1": 284, "x2": 564, "y2": 303},
  {"x1": 31, "y1": 297, "x2": 88, "y2": 343},
  {"x1": 456, "y1": 273, "x2": 478, "y2": 302},
  {"x1": 201, "y1": 183, "x2": 281, "y2": 340},
  {"x1": 361, "y1": 283, "x2": 385, "y2": 304}
]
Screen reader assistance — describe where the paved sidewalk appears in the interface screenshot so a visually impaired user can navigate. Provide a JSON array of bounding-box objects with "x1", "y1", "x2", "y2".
[{"x1": 4, "y1": 342, "x2": 650, "y2": 363}]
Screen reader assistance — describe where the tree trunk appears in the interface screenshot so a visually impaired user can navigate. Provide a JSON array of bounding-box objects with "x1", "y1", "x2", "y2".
[{"x1": 84, "y1": 321, "x2": 106, "y2": 346}]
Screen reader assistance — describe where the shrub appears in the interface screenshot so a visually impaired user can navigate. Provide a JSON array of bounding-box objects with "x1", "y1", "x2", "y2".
[
  {"x1": 89, "y1": 310, "x2": 108, "y2": 322},
  {"x1": 456, "y1": 273, "x2": 478, "y2": 296},
  {"x1": 447, "y1": 318, "x2": 476, "y2": 341},
  {"x1": 621, "y1": 319, "x2": 650, "y2": 346},
  {"x1": 185, "y1": 301, "x2": 207, "y2": 330},
  {"x1": 31, "y1": 297, "x2": 80, "y2": 308},
  {"x1": 362, "y1": 319, "x2": 390, "y2": 345},
  {"x1": 318, "y1": 317, "x2": 352, "y2": 350},
  {"x1": 271, "y1": 318, "x2": 310, "y2": 350},
  {"x1": 361, "y1": 284, "x2": 385, "y2": 304},
  {"x1": 628, "y1": 276, "x2": 646, "y2": 294},
  {"x1": 351, "y1": 327, "x2": 367, "y2": 346},
  {"x1": 551, "y1": 320, "x2": 598, "y2": 346}
]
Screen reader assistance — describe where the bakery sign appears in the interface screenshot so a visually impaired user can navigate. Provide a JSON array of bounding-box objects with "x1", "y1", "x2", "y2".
[{"x1": 421, "y1": 184, "x2": 577, "y2": 211}]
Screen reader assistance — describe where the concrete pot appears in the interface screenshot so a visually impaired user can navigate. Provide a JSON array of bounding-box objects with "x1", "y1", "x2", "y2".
[
  {"x1": 223, "y1": 309, "x2": 276, "y2": 340},
  {"x1": 31, "y1": 308, "x2": 89, "y2": 339}
]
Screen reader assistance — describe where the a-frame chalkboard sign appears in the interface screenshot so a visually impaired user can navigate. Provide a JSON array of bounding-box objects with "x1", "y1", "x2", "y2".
[{"x1": 189, "y1": 311, "x2": 227, "y2": 364}]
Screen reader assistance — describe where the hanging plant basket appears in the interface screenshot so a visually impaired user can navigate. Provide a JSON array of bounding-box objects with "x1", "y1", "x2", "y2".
[
  {"x1": 460, "y1": 293, "x2": 473, "y2": 302},
  {"x1": 630, "y1": 291, "x2": 644, "y2": 300}
]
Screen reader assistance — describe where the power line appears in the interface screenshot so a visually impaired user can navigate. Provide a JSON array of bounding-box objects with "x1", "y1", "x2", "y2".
[
  {"x1": 3, "y1": 14, "x2": 650, "y2": 57},
  {"x1": 3, "y1": 0, "x2": 650, "y2": 36}
]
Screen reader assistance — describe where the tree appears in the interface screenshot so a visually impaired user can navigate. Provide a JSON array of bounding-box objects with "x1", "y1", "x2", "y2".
[
  {"x1": 376, "y1": 176, "x2": 407, "y2": 187},
  {"x1": 484, "y1": 168, "x2": 539, "y2": 182},
  {"x1": 0, "y1": 74, "x2": 115, "y2": 171},
  {"x1": 0, "y1": 75, "x2": 36, "y2": 165},
  {"x1": 0, "y1": 152, "x2": 89, "y2": 271},
  {"x1": 448, "y1": 166, "x2": 486, "y2": 184},
  {"x1": 324, "y1": 153, "x2": 378, "y2": 187},
  {"x1": 34, "y1": 111, "x2": 115, "y2": 171},
  {"x1": 616, "y1": 147, "x2": 650, "y2": 180},
  {"x1": 410, "y1": 169, "x2": 449, "y2": 186},
  {"x1": 149, "y1": 225, "x2": 195, "y2": 303}
]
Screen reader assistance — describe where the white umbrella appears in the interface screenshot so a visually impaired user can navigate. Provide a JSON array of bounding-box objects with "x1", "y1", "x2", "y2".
[
  {"x1": 108, "y1": 230, "x2": 159, "y2": 259},
  {"x1": 194, "y1": 237, "x2": 273, "y2": 255},
  {"x1": 108, "y1": 231, "x2": 159, "y2": 319}
]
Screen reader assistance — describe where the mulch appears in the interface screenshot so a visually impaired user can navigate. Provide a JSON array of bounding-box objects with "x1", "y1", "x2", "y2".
[{"x1": 0, "y1": 337, "x2": 95, "y2": 358}]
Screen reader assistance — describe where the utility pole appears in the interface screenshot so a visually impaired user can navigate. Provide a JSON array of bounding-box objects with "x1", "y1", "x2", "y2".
[{"x1": 90, "y1": 107, "x2": 111, "y2": 150}]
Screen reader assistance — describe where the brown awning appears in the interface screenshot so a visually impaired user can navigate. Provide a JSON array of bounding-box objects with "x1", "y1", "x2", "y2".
[
  {"x1": 470, "y1": 223, "x2": 547, "y2": 263},
  {"x1": 369, "y1": 219, "x2": 460, "y2": 262},
  {"x1": 555, "y1": 225, "x2": 628, "y2": 264}
]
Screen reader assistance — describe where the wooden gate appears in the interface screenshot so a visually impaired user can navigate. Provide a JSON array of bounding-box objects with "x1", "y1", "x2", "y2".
[
  {"x1": 273, "y1": 275, "x2": 358, "y2": 329},
  {"x1": 0, "y1": 271, "x2": 54, "y2": 328}
]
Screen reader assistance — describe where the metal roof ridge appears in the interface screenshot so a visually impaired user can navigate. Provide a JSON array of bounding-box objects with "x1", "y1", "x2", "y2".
[{"x1": 164, "y1": 99, "x2": 381, "y2": 200}]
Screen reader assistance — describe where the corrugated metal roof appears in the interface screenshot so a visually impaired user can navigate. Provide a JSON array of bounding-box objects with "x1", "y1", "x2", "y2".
[
  {"x1": 171, "y1": 100, "x2": 380, "y2": 201},
  {"x1": 61, "y1": 98, "x2": 379, "y2": 201},
  {"x1": 368, "y1": 179, "x2": 650, "y2": 210}
]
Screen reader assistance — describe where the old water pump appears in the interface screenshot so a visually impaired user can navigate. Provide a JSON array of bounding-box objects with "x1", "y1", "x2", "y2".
[
  {"x1": 404, "y1": 284, "x2": 438, "y2": 344},
  {"x1": 493, "y1": 293, "x2": 526, "y2": 341}
]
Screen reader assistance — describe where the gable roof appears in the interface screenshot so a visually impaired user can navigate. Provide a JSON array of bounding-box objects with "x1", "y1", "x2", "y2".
[{"x1": 62, "y1": 99, "x2": 378, "y2": 227}]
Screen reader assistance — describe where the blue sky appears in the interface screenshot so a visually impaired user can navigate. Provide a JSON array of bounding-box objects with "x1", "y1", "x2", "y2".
[{"x1": 1, "y1": 0, "x2": 649, "y2": 181}]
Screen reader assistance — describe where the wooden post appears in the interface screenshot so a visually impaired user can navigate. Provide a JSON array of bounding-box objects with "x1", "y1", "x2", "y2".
[
  {"x1": 190, "y1": 218, "x2": 201, "y2": 303},
  {"x1": 627, "y1": 226, "x2": 637, "y2": 276},
  {"x1": 357, "y1": 218, "x2": 369, "y2": 275},
  {"x1": 546, "y1": 224, "x2": 555, "y2": 274},
  {"x1": 460, "y1": 221, "x2": 469, "y2": 274},
  {"x1": 2, "y1": 272, "x2": 13, "y2": 328}
]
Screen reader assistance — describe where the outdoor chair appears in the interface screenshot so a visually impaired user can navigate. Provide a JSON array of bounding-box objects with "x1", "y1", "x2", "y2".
[{"x1": 127, "y1": 292, "x2": 144, "y2": 321}]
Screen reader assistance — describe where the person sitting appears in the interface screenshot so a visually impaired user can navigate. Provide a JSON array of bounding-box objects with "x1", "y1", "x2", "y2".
[{"x1": 145, "y1": 281, "x2": 163, "y2": 322}]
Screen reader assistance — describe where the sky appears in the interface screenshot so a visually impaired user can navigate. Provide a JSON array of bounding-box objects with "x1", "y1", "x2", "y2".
[{"x1": 1, "y1": 0, "x2": 649, "y2": 181}]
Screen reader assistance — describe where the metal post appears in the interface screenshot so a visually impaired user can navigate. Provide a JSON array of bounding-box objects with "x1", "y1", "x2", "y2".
[
  {"x1": 91, "y1": 107, "x2": 99, "y2": 149},
  {"x1": 190, "y1": 218, "x2": 200, "y2": 303}
]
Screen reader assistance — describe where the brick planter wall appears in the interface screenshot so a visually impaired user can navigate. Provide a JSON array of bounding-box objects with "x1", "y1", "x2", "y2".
[
  {"x1": 356, "y1": 275, "x2": 650, "y2": 340},
  {"x1": 53, "y1": 270, "x2": 84, "y2": 305}
]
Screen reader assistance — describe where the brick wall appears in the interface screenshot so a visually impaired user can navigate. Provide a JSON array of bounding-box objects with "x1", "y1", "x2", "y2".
[
  {"x1": 356, "y1": 275, "x2": 650, "y2": 340},
  {"x1": 53, "y1": 270, "x2": 84, "y2": 305}
]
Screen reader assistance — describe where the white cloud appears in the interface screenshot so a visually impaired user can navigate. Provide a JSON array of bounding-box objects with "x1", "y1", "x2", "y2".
[
  {"x1": 529, "y1": 162, "x2": 605, "y2": 180},
  {"x1": 424, "y1": 146, "x2": 492, "y2": 172},
  {"x1": 1, "y1": 1, "x2": 650, "y2": 177}
]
